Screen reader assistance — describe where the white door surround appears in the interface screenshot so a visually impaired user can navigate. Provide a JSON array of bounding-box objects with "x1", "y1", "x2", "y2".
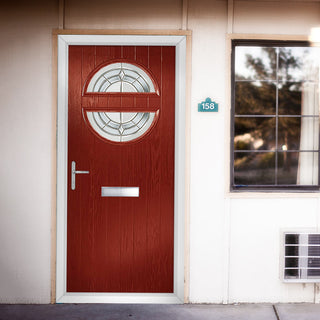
[{"x1": 55, "y1": 33, "x2": 188, "y2": 304}]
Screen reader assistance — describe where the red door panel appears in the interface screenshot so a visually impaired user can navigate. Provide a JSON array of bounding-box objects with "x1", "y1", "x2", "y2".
[{"x1": 67, "y1": 46, "x2": 175, "y2": 293}]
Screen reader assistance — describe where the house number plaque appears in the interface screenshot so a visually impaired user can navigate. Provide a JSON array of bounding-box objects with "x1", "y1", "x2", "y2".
[{"x1": 198, "y1": 97, "x2": 219, "y2": 112}]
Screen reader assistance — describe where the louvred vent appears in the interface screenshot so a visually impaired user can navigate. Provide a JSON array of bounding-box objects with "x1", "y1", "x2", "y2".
[{"x1": 284, "y1": 233, "x2": 320, "y2": 282}]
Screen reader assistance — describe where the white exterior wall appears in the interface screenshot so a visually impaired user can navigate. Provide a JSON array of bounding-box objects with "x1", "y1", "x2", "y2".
[
  {"x1": 0, "y1": 1, "x2": 58, "y2": 303},
  {"x1": 226, "y1": 0, "x2": 320, "y2": 303},
  {"x1": 1, "y1": 0, "x2": 320, "y2": 303},
  {"x1": 188, "y1": 0, "x2": 229, "y2": 303}
]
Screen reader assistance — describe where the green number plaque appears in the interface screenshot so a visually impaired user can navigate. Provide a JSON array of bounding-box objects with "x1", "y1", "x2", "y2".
[{"x1": 198, "y1": 97, "x2": 218, "y2": 112}]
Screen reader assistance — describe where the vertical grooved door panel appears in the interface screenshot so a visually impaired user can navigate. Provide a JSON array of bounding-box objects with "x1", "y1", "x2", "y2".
[{"x1": 67, "y1": 46, "x2": 175, "y2": 293}]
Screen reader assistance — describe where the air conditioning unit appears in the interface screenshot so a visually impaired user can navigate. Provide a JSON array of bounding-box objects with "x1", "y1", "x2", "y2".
[{"x1": 283, "y1": 233, "x2": 320, "y2": 282}]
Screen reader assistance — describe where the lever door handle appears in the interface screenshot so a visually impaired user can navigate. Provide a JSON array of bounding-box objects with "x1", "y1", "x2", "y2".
[{"x1": 71, "y1": 161, "x2": 89, "y2": 190}]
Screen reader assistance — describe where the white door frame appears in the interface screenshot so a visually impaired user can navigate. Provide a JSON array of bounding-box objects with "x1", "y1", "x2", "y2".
[{"x1": 56, "y1": 34, "x2": 186, "y2": 304}]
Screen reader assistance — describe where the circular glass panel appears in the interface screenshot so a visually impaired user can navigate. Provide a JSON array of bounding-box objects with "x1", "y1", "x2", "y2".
[{"x1": 86, "y1": 63, "x2": 157, "y2": 142}]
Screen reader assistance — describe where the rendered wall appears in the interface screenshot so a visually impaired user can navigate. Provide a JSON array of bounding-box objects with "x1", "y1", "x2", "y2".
[
  {"x1": 0, "y1": 1, "x2": 58, "y2": 303},
  {"x1": 1, "y1": 0, "x2": 320, "y2": 303},
  {"x1": 227, "y1": 0, "x2": 320, "y2": 303}
]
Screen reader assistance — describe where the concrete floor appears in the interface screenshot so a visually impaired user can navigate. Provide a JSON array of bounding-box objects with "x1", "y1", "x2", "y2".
[{"x1": 0, "y1": 303, "x2": 320, "y2": 320}]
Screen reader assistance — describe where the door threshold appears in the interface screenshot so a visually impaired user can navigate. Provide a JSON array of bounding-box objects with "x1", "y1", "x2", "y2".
[{"x1": 57, "y1": 292, "x2": 183, "y2": 304}]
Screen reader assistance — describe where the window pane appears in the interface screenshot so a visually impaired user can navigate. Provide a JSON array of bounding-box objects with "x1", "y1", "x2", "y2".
[
  {"x1": 300, "y1": 83, "x2": 320, "y2": 116},
  {"x1": 234, "y1": 152, "x2": 275, "y2": 185},
  {"x1": 234, "y1": 117, "x2": 275, "y2": 150},
  {"x1": 235, "y1": 46, "x2": 277, "y2": 81},
  {"x1": 278, "y1": 117, "x2": 319, "y2": 151},
  {"x1": 297, "y1": 152, "x2": 319, "y2": 185},
  {"x1": 300, "y1": 117, "x2": 319, "y2": 151},
  {"x1": 278, "y1": 47, "x2": 320, "y2": 82},
  {"x1": 277, "y1": 152, "x2": 299, "y2": 184},
  {"x1": 277, "y1": 152, "x2": 319, "y2": 185},
  {"x1": 278, "y1": 117, "x2": 301, "y2": 150},
  {"x1": 278, "y1": 82, "x2": 302, "y2": 115},
  {"x1": 279, "y1": 82, "x2": 319, "y2": 115},
  {"x1": 235, "y1": 82, "x2": 276, "y2": 115}
]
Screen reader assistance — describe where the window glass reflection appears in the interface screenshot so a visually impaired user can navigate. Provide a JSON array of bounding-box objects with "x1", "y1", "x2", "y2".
[
  {"x1": 278, "y1": 82, "x2": 302, "y2": 115},
  {"x1": 297, "y1": 152, "x2": 319, "y2": 185},
  {"x1": 300, "y1": 117, "x2": 319, "y2": 151},
  {"x1": 232, "y1": 42, "x2": 320, "y2": 190},
  {"x1": 278, "y1": 47, "x2": 320, "y2": 82},
  {"x1": 278, "y1": 117, "x2": 319, "y2": 151},
  {"x1": 278, "y1": 82, "x2": 319, "y2": 115},
  {"x1": 278, "y1": 117, "x2": 301, "y2": 150},
  {"x1": 235, "y1": 47, "x2": 277, "y2": 80},
  {"x1": 277, "y1": 152, "x2": 299, "y2": 184},
  {"x1": 235, "y1": 82, "x2": 276, "y2": 115},
  {"x1": 234, "y1": 152, "x2": 275, "y2": 185},
  {"x1": 234, "y1": 117, "x2": 275, "y2": 150}
]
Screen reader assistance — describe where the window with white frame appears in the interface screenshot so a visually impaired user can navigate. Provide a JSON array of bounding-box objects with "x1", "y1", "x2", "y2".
[{"x1": 231, "y1": 40, "x2": 320, "y2": 191}]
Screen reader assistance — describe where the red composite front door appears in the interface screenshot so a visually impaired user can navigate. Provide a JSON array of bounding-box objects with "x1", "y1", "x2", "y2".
[{"x1": 66, "y1": 45, "x2": 175, "y2": 293}]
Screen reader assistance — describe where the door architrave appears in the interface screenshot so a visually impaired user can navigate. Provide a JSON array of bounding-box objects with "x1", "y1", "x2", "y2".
[{"x1": 55, "y1": 33, "x2": 189, "y2": 304}]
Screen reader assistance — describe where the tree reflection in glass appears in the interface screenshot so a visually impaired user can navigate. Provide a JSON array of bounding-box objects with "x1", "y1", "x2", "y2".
[{"x1": 233, "y1": 43, "x2": 320, "y2": 188}]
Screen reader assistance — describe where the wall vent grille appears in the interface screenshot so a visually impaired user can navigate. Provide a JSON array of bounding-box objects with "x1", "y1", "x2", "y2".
[{"x1": 284, "y1": 233, "x2": 320, "y2": 282}]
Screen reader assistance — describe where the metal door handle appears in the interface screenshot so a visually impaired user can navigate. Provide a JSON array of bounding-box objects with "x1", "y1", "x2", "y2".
[{"x1": 71, "y1": 161, "x2": 89, "y2": 190}]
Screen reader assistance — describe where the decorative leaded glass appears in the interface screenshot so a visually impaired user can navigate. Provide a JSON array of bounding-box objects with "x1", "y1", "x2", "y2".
[{"x1": 86, "y1": 63, "x2": 157, "y2": 142}]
